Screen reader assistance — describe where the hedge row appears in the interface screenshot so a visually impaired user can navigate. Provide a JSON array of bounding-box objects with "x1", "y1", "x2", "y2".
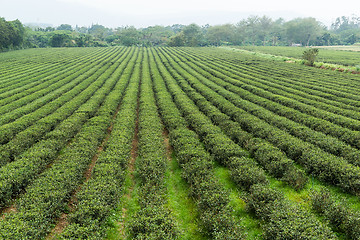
[
  {"x1": 184, "y1": 47, "x2": 360, "y2": 103},
  {"x1": 0, "y1": 48, "x2": 109, "y2": 111},
  {"x1": 153, "y1": 48, "x2": 336, "y2": 239},
  {"x1": 169, "y1": 48, "x2": 360, "y2": 165},
  {"x1": 0, "y1": 48, "x2": 118, "y2": 141},
  {"x1": 0, "y1": 47, "x2": 136, "y2": 239},
  {"x1": 247, "y1": 184, "x2": 336, "y2": 239},
  {"x1": 311, "y1": 187, "x2": 360, "y2": 239},
  {"x1": 149, "y1": 48, "x2": 246, "y2": 239},
  {"x1": 0, "y1": 48, "x2": 96, "y2": 97},
  {"x1": 157, "y1": 47, "x2": 307, "y2": 190},
  {"x1": 127, "y1": 50, "x2": 180, "y2": 239},
  {"x1": 0, "y1": 47, "x2": 121, "y2": 144},
  {"x1": 161, "y1": 47, "x2": 360, "y2": 195},
  {"x1": 0, "y1": 48, "x2": 130, "y2": 209},
  {"x1": 0, "y1": 48, "x2": 118, "y2": 123},
  {"x1": 183, "y1": 47, "x2": 360, "y2": 114},
  {"x1": 0, "y1": 47, "x2": 135, "y2": 239},
  {"x1": 0, "y1": 48, "x2": 90, "y2": 77},
  {"x1": 0, "y1": 48, "x2": 126, "y2": 167},
  {"x1": 221, "y1": 78, "x2": 360, "y2": 148},
  {"x1": 59, "y1": 48, "x2": 140, "y2": 240}
]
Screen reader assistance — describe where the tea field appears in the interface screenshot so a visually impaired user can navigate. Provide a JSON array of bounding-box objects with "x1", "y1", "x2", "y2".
[
  {"x1": 1, "y1": 46, "x2": 360, "y2": 239},
  {"x1": 239, "y1": 45, "x2": 360, "y2": 67}
]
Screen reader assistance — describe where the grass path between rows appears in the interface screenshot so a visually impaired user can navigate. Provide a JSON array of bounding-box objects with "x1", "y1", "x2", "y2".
[
  {"x1": 106, "y1": 81, "x2": 141, "y2": 240},
  {"x1": 162, "y1": 129, "x2": 207, "y2": 240}
]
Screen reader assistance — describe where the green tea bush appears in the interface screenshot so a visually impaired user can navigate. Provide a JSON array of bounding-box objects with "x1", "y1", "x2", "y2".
[{"x1": 311, "y1": 187, "x2": 360, "y2": 239}]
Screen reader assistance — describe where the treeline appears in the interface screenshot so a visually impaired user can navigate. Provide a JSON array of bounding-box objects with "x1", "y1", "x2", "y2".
[
  {"x1": 0, "y1": 15, "x2": 359, "y2": 50},
  {"x1": 0, "y1": 18, "x2": 25, "y2": 50}
]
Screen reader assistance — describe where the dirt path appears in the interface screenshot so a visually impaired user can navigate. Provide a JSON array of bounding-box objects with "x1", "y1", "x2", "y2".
[
  {"x1": 162, "y1": 128, "x2": 173, "y2": 161},
  {"x1": 46, "y1": 103, "x2": 123, "y2": 240},
  {"x1": 117, "y1": 88, "x2": 140, "y2": 239},
  {"x1": 0, "y1": 204, "x2": 16, "y2": 221}
]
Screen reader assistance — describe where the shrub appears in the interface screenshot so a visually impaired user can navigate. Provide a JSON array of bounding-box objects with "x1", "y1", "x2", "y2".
[
  {"x1": 302, "y1": 48, "x2": 319, "y2": 66},
  {"x1": 229, "y1": 157, "x2": 268, "y2": 190},
  {"x1": 310, "y1": 187, "x2": 360, "y2": 239}
]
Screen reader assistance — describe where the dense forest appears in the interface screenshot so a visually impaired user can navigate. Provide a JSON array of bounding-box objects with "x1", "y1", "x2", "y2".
[{"x1": 1, "y1": 15, "x2": 359, "y2": 50}]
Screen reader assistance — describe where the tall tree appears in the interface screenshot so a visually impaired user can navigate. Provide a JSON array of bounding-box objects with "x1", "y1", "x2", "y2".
[
  {"x1": 182, "y1": 24, "x2": 203, "y2": 46},
  {"x1": 285, "y1": 18, "x2": 323, "y2": 46},
  {"x1": 57, "y1": 24, "x2": 72, "y2": 31},
  {"x1": 49, "y1": 32, "x2": 71, "y2": 47},
  {"x1": 258, "y1": 16, "x2": 273, "y2": 46},
  {"x1": 270, "y1": 18, "x2": 285, "y2": 46},
  {"x1": 168, "y1": 32, "x2": 185, "y2": 47},
  {"x1": 89, "y1": 24, "x2": 109, "y2": 41},
  {"x1": 141, "y1": 25, "x2": 173, "y2": 46},
  {"x1": 206, "y1": 24, "x2": 235, "y2": 46},
  {"x1": 0, "y1": 18, "x2": 25, "y2": 49},
  {"x1": 245, "y1": 16, "x2": 261, "y2": 45},
  {"x1": 116, "y1": 26, "x2": 140, "y2": 46}
]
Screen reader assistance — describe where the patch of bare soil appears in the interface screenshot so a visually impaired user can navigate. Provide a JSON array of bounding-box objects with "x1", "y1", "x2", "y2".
[
  {"x1": 45, "y1": 213, "x2": 68, "y2": 240},
  {"x1": 117, "y1": 87, "x2": 140, "y2": 238},
  {"x1": 162, "y1": 128, "x2": 173, "y2": 160},
  {"x1": 0, "y1": 204, "x2": 17, "y2": 221}
]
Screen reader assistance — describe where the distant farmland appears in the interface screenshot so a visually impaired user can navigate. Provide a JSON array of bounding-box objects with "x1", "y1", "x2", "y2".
[
  {"x1": 239, "y1": 45, "x2": 360, "y2": 66},
  {"x1": 1, "y1": 47, "x2": 360, "y2": 239}
]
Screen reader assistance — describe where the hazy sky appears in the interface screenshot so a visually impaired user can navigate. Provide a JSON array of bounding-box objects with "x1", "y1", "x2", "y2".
[{"x1": 1, "y1": 0, "x2": 359, "y2": 28}]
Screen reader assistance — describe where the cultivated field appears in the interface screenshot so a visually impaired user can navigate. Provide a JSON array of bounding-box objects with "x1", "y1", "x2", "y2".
[
  {"x1": 239, "y1": 45, "x2": 360, "y2": 66},
  {"x1": 1, "y1": 46, "x2": 360, "y2": 239}
]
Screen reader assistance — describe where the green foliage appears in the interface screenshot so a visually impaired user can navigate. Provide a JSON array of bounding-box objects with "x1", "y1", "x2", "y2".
[
  {"x1": 311, "y1": 187, "x2": 360, "y2": 239},
  {"x1": 247, "y1": 184, "x2": 336, "y2": 239},
  {"x1": 182, "y1": 24, "x2": 204, "y2": 46},
  {"x1": 57, "y1": 24, "x2": 72, "y2": 31},
  {"x1": 2, "y1": 46, "x2": 360, "y2": 239},
  {"x1": 1, "y1": 14, "x2": 360, "y2": 50},
  {"x1": 150, "y1": 48, "x2": 246, "y2": 238},
  {"x1": 302, "y1": 48, "x2": 319, "y2": 66},
  {"x1": 168, "y1": 33, "x2": 185, "y2": 47},
  {"x1": 127, "y1": 51, "x2": 180, "y2": 239},
  {"x1": 0, "y1": 17, "x2": 25, "y2": 50},
  {"x1": 239, "y1": 45, "x2": 360, "y2": 66},
  {"x1": 285, "y1": 18, "x2": 323, "y2": 46},
  {"x1": 229, "y1": 157, "x2": 268, "y2": 190},
  {"x1": 57, "y1": 48, "x2": 139, "y2": 239},
  {"x1": 206, "y1": 24, "x2": 235, "y2": 46},
  {"x1": 168, "y1": 24, "x2": 205, "y2": 47},
  {"x1": 152, "y1": 47, "x2": 338, "y2": 238},
  {"x1": 116, "y1": 26, "x2": 141, "y2": 46},
  {"x1": 0, "y1": 47, "x2": 131, "y2": 239}
]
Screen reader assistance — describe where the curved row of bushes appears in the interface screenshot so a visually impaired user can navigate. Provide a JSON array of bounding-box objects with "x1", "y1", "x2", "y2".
[
  {"x1": 0, "y1": 47, "x2": 135, "y2": 239},
  {"x1": 0, "y1": 53, "x2": 81, "y2": 100},
  {"x1": 0, "y1": 48, "x2": 120, "y2": 142},
  {"x1": 310, "y1": 187, "x2": 360, "y2": 239},
  {"x1": 0, "y1": 48, "x2": 109, "y2": 108},
  {"x1": 0, "y1": 48, "x2": 95, "y2": 92},
  {"x1": 183, "y1": 47, "x2": 360, "y2": 107},
  {"x1": 156, "y1": 47, "x2": 307, "y2": 190},
  {"x1": 0, "y1": 48, "x2": 126, "y2": 167},
  {"x1": 0, "y1": 48, "x2": 129, "y2": 209},
  {"x1": 161, "y1": 47, "x2": 360, "y2": 195},
  {"x1": 0, "y1": 48, "x2": 117, "y2": 121},
  {"x1": 149, "y1": 48, "x2": 246, "y2": 239},
  {"x1": 59, "y1": 48, "x2": 141, "y2": 239},
  {"x1": 175, "y1": 47, "x2": 360, "y2": 139},
  {"x1": 127, "y1": 50, "x2": 180, "y2": 239},
  {"x1": 151, "y1": 48, "x2": 335, "y2": 239},
  {"x1": 168, "y1": 48, "x2": 360, "y2": 166}
]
